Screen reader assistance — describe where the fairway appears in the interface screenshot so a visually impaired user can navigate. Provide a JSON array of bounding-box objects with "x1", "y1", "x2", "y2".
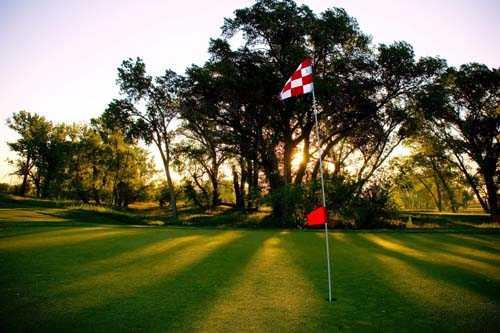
[{"x1": 1, "y1": 222, "x2": 499, "y2": 331}]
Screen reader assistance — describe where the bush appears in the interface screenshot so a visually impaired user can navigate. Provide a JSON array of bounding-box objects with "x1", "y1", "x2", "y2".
[
  {"x1": 348, "y1": 185, "x2": 396, "y2": 228},
  {"x1": 156, "y1": 182, "x2": 183, "y2": 209},
  {"x1": 324, "y1": 176, "x2": 395, "y2": 228},
  {"x1": 262, "y1": 177, "x2": 395, "y2": 228},
  {"x1": 0, "y1": 183, "x2": 18, "y2": 195},
  {"x1": 180, "y1": 181, "x2": 209, "y2": 210},
  {"x1": 263, "y1": 184, "x2": 308, "y2": 227}
]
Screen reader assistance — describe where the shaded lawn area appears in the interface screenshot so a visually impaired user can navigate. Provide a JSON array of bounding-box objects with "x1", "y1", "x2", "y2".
[
  {"x1": 0, "y1": 194, "x2": 270, "y2": 229},
  {"x1": 0, "y1": 222, "x2": 499, "y2": 331},
  {"x1": 2, "y1": 194, "x2": 497, "y2": 230},
  {"x1": 398, "y1": 210, "x2": 494, "y2": 229}
]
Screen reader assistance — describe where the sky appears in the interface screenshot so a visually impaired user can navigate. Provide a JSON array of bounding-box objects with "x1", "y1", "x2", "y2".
[{"x1": 1, "y1": 0, "x2": 499, "y2": 183}]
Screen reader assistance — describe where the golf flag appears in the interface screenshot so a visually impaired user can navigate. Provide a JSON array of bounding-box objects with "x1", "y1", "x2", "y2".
[
  {"x1": 279, "y1": 58, "x2": 314, "y2": 100},
  {"x1": 305, "y1": 206, "x2": 328, "y2": 227},
  {"x1": 280, "y1": 57, "x2": 333, "y2": 303}
]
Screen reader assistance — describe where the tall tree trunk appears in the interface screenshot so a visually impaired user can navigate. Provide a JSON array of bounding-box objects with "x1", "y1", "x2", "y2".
[
  {"x1": 311, "y1": 138, "x2": 339, "y2": 180},
  {"x1": 261, "y1": 150, "x2": 287, "y2": 222},
  {"x1": 438, "y1": 175, "x2": 458, "y2": 212},
  {"x1": 232, "y1": 165, "x2": 244, "y2": 210},
  {"x1": 454, "y1": 153, "x2": 489, "y2": 213},
  {"x1": 210, "y1": 175, "x2": 220, "y2": 208},
  {"x1": 433, "y1": 175, "x2": 443, "y2": 211},
  {"x1": 247, "y1": 159, "x2": 260, "y2": 210},
  {"x1": 190, "y1": 173, "x2": 210, "y2": 208},
  {"x1": 20, "y1": 172, "x2": 29, "y2": 196},
  {"x1": 209, "y1": 157, "x2": 220, "y2": 208},
  {"x1": 430, "y1": 159, "x2": 458, "y2": 212},
  {"x1": 20, "y1": 156, "x2": 31, "y2": 196},
  {"x1": 483, "y1": 167, "x2": 498, "y2": 222},
  {"x1": 164, "y1": 149, "x2": 177, "y2": 217},
  {"x1": 41, "y1": 172, "x2": 53, "y2": 198},
  {"x1": 156, "y1": 139, "x2": 177, "y2": 217},
  {"x1": 245, "y1": 160, "x2": 253, "y2": 210},
  {"x1": 93, "y1": 188, "x2": 101, "y2": 205},
  {"x1": 240, "y1": 159, "x2": 247, "y2": 207},
  {"x1": 92, "y1": 171, "x2": 101, "y2": 205},
  {"x1": 415, "y1": 175, "x2": 440, "y2": 210},
  {"x1": 33, "y1": 173, "x2": 41, "y2": 198}
]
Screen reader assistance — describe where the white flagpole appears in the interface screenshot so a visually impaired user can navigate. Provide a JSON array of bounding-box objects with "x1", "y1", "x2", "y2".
[{"x1": 311, "y1": 87, "x2": 333, "y2": 303}]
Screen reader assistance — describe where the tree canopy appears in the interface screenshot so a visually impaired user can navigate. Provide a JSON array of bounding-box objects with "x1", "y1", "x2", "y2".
[{"x1": 6, "y1": 0, "x2": 499, "y2": 224}]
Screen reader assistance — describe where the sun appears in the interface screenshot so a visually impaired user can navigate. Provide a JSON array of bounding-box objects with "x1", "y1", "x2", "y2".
[{"x1": 291, "y1": 152, "x2": 304, "y2": 170}]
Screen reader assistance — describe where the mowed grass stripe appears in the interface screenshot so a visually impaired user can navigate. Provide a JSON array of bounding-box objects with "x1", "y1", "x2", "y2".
[
  {"x1": 50, "y1": 231, "x2": 241, "y2": 312},
  {"x1": 192, "y1": 232, "x2": 322, "y2": 332},
  {"x1": 0, "y1": 226, "x2": 139, "y2": 251}
]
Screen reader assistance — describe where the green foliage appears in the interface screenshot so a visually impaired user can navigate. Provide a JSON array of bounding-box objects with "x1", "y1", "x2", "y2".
[
  {"x1": 323, "y1": 175, "x2": 395, "y2": 228},
  {"x1": 6, "y1": 111, "x2": 52, "y2": 196},
  {"x1": 5, "y1": 0, "x2": 497, "y2": 226},
  {"x1": 110, "y1": 58, "x2": 183, "y2": 216},
  {"x1": 262, "y1": 175, "x2": 395, "y2": 228},
  {"x1": 155, "y1": 182, "x2": 172, "y2": 208},
  {"x1": 0, "y1": 183, "x2": 17, "y2": 194},
  {"x1": 348, "y1": 185, "x2": 396, "y2": 228},
  {"x1": 172, "y1": 137, "x2": 227, "y2": 209},
  {"x1": 263, "y1": 184, "x2": 307, "y2": 227},
  {"x1": 390, "y1": 137, "x2": 474, "y2": 212},
  {"x1": 415, "y1": 64, "x2": 499, "y2": 218},
  {"x1": 6, "y1": 112, "x2": 155, "y2": 207},
  {"x1": 180, "y1": 0, "x2": 448, "y2": 223}
]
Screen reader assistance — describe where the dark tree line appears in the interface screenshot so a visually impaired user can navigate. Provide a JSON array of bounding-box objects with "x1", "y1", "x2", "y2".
[{"x1": 6, "y1": 0, "x2": 499, "y2": 224}]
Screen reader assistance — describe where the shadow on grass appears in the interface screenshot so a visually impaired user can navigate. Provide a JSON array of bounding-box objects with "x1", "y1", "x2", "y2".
[
  {"x1": 52, "y1": 208, "x2": 148, "y2": 226},
  {"x1": 403, "y1": 234, "x2": 500, "y2": 265},
  {"x1": 0, "y1": 193, "x2": 272, "y2": 229},
  {"x1": 173, "y1": 207, "x2": 271, "y2": 229},
  {"x1": 0, "y1": 229, "x2": 207, "y2": 305},
  {"x1": 0, "y1": 194, "x2": 74, "y2": 209},
  {"x1": 280, "y1": 231, "x2": 434, "y2": 330},
  {"x1": 282, "y1": 232, "x2": 500, "y2": 330},
  {"x1": 351, "y1": 233, "x2": 500, "y2": 301},
  {"x1": 398, "y1": 211, "x2": 491, "y2": 225},
  {"x1": 450, "y1": 233, "x2": 500, "y2": 247},
  {"x1": 0, "y1": 226, "x2": 143, "y2": 253},
  {"x1": 41, "y1": 232, "x2": 216, "y2": 304},
  {"x1": 27, "y1": 230, "x2": 276, "y2": 331},
  {"x1": 354, "y1": 233, "x2": 500, "y2": 330}
]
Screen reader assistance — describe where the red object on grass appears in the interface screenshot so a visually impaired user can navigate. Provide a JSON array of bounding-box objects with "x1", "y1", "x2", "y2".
[{"x1": 305, "y1": 206, "x2": 328, "y2": 227}]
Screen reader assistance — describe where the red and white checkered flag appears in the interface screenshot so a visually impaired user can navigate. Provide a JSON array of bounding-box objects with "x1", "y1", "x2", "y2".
[{"x1": 279, "y1": 58, "x2": 314, "y2": 100}]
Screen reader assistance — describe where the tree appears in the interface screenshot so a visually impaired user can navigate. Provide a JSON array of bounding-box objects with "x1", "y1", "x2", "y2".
[
  {"x1": 107, "y1": 58, "x2": 182, "y2": 216},
  {"x1": 182, "y1": 0, "x2": 445, "y2": 225},
  {"x1": 390, "y1": 137, "x2": 472, "y2": 212},
  {"x1": 176, "y1": 106, "x2": 229, "y2": 208},
  {"x1": 85, "y1": 121, "x2": 156, "y2": 207},
  {"x1": 172, "y1": 139, "x2": 226, "y2": 209},
  {"x1": 7, "y1": 111, "x2": 155, "y2": 206},
  {"x1": 416, "y1": 64, "x2": 499, "y2": 219},
  {"x1": 6, "y1": 112, "x2": 70, "y2": 199},
  {"x1": 36, "y1": 124, "x2": 71, "y2": 198},
  {"x1": 6, "y1": 111, "x2": 51, "y2": 196}
]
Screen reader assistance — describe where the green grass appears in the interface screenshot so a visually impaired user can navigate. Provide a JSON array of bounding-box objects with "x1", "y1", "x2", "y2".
[
  {"x1": 1, "y1": 197, "x2": 499, "y2": 331},
  {"x1": 0, "y1": 194, "x2": 271, "y2": 229},
  {"x1": 398, "y1": 210, "x2": 492, "y2": 226}
]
